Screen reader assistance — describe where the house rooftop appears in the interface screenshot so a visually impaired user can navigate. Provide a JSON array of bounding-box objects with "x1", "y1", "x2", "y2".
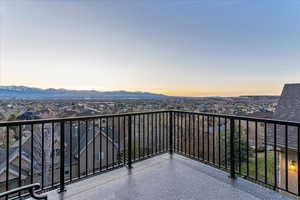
[
  {"x1": 268, "y1": 83, "x2": 300, "y2": 149},
  {"x1": 34, "y1": 154, "x2": 291, "y2": 200}
]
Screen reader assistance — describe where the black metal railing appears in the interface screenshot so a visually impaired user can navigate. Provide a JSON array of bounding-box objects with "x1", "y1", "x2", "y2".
[
  {"x1": 171, "y1": 110, "x2": 300, "y2": 197},
  {"x1": 0, "y1": 111, "x2": 170, "y2": 200},
  {"x1": 1, "y1": 110, "x2": 300, "y2": 199},
  {"x1": 0, "y1": 183, "x2": 47, "y2": 200}
]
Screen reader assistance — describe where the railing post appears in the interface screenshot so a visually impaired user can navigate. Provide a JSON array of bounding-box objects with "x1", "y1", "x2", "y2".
[
  {"x1": 128, "y1": 116, "x2": 132, "y2": 169},
  {"x1": 169, "y1": 111, "x2": 173, "y2": 154},
  {"x1": 230, "y1": 118, "x2": 236, "y2": 179},
  {"x1": 58, "y1": 121, "x2": 66, "y2": 193}
]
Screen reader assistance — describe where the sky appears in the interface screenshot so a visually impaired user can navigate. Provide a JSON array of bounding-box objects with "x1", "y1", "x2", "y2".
[{"x1": 0, "y1": 0, "x2": 300, "y2": 97}]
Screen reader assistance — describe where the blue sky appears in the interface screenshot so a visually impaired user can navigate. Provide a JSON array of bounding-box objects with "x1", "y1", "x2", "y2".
[{"x1": 1, "y1": 0, "x2": 300, "y2": 96}]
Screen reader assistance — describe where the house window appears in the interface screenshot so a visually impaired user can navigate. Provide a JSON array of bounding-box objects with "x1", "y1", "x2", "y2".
[{"x1": 96, "y1": 152, "x2": 104, "y2": 161}]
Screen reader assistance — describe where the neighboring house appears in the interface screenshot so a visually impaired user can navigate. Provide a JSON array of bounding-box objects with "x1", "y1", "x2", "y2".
[
  {"x1": 0, "y1": 118, "x2": 123, "y2": 191},
  {"x1": 0, "y1": 137, "x2": 32, "y2": 192},
  {"x1": 75, "y1": 126, "x2": 120, "y2": 175},
  {"x1": 268, "y1": 83, "x2": 300, "y2": 195},
  {"x1": 63, "y1": 121, "x2": 121, "y2": 180}
]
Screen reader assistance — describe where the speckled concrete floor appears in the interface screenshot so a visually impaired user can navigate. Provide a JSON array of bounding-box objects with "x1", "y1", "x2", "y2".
[{"x1": 41, "y1": 154, "x2": 291, "y2": 200}]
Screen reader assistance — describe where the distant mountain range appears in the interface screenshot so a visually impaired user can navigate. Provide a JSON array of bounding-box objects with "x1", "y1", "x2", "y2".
[
  {"x1": 0, "y1": 86, "x2": 280, "y2": 100},
  {"x1": 0, "y1": 86, "x2": 168, "y2": 99}
]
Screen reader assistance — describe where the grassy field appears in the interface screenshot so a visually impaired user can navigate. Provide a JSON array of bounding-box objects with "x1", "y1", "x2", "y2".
[{"x1": 241, "y1": 151, "x2": 275, "y2": 184}]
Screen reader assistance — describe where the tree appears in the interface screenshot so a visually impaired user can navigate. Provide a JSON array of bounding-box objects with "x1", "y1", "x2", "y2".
[{"x1": 220, "y1": 126, "x2": 252, "y2": 168}]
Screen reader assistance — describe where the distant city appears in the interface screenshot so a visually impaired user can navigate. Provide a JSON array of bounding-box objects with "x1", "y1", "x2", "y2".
[{"x1": 0, "y1": 86, "x2": 279, "y2": 122}]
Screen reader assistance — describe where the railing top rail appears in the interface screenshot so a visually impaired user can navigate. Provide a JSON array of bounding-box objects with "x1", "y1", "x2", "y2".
[
  {"x1": 0, "y1": 110, "x2": 169, "y2": 126},
  {"x1": 171, "y1": 110, "x2": 300, "y2": 127},
  {"x1": 1, "y1": 109, "x2": 299, "y2": 127}
]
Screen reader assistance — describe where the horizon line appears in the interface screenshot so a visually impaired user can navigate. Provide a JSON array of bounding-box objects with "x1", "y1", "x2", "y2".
[{"x1": 0, "y1": 84, "x2": 282, "y2": 98}]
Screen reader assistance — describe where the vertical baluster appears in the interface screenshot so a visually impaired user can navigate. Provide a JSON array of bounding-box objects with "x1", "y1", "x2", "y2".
[
  {"x1": 213, "y1": 116, "x2": 215, "y2": 165},
  {"x1": 185, "y1": 113, "x2": 187, "y2": 155},
  {"x1": 128, "y1": 116, "x2": 132, "y2": 168},
  {"x1": 123, "y1": 116, "x2": 126, "y2": 165},
  {"x1": 164, "y1": 112, "x2": 166, "y2": 153},
  {"x1": 166, "y1": 112, "x2": 169, "y2": 153},
  {"x1": 207, "y1": 115, "x2": 210, "y2": 162},
  {"x1": 169, "y1": 112, "x2": 173, "y2": 154},
  {"x1": 166, "y1": 112, "x2": 169, "y2": 152},
  {"x1": 238, "y1": 120, "x2": 241, "y2": 175},
  {"x1": 218, "y1": 117, "x2": 221, "y2": 168},
  {"x1": 120, "y1": 116, "x2": 126, "y2": 166},
  {"x1": 190, "y1": 114, "x2": 192, "y2": 156},
  {"x1": 264, "y1": 122, "x2": 267, "y2": 184},
  {"x1": 152, "y1": 114, "x2": 154, "y2": 155},
  {"x1": 172, "y1": 112, "x2": 175, "y2": 153},
  {"x1": 147, "y1": 114, "x2": 150, "y2": 156},
  {"x1": 112, "y1": 117, "x2": 115, "y2": 168},
  {"x1": 133, "y1": 116, "x2": 136, "y2": 161},
  {"x1": 52, "y1": 122, "x2": 55, "y2": 186},
  {"x1": 188, "y1": 113, "x2": 191, "y2": 156},
  {"x1": 106, "y1": 118, "x2": 109, "y2": 170},
  {"x1": 186, "y1": 114, "x2": 189, "y2": 155},
  {"x1": 156, "y1": 113, "x2": 158, "y2": 154},
  {"x1": 193, "y1": 114, "x2": 195, "y2": 157},
  {"x1": 6, "y1": 126, "x2": 9, "y2": 195},
  {"x1": 169, "y1": 112, "x2": 171, "y2": 153},
  {"x1": 143, "y1": 114, "x2": 145, "y2": 157},
  {"x1": 202, "y1": 115, "x2": 205, "y2": 161},
  {"x1": 159, "y1": 113, "x2": 161, "y2": 153},
  {"x1": 230, "y1": 118, "x2": 235, "y2": 179},
  {"x1": 18, "y1": 125, "x2": 22, "y2": 198},
  {"x1": 93, "y1": 119, "x2": 95, "y2": 173},
  {"x1": 118, "y1": 117, "x2": 121, "y2": 166},
  {"x1": 166, "y1": 112, "x2": 168, "y2": 153},
  {"x1": 198, "y1": 115, "x2": 200, "y2": 159},
  {"x1": 154, "y1": 113, "x2": 156, "y2": 154},
  {"x1": 158, "y1": 113, "x2": 163, "y2": 153},
  {"x1": 246, "y1": 120, "x2": 249, "y2": 177},
  {"x1": 139, "y1": 115, "x2": 141, "y2": 158},
  {"x1": 31, "y1": 124, "x2": 34, "y2": 184},
  {"x1": 177, "y1": 113, "x2": 180, "y2": 153},
  {"x1": 255, "y1": 121, "x2": 258, "y2": 180},
  {"x1": 173, "y1": 112, "x2": 175, "y2": 153},
  {"x1": 69, "y1": 121, "x2": 72, "y2": 182},
  {"x1": 59, "y1": 121, "x2": 66, "y2": 193},
  {"x1": 77, "y1": 121, "x2": 81, "y2": 178},
  {"x1": 225, "y1": 118, "x2": 227, "y2": 169},
  {"x1": 85, "y1": 120, "x2": 88, "y2": 176},
  {"x1": 100, "y1": 118, "x2": 102, "y2": 171},
  {"x1": 42, "y1": 123, "x2": 44, "y2": 189},
  {"x1": 181, "y1": 114, "x2": 183, "y2": 153},
  {"x1": 274, "y1": 124, "x2": 277, "y2": 190}
]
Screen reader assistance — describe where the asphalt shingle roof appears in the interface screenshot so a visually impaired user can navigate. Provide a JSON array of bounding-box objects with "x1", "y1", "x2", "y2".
[{"x1": 267, "y1": 84, "x2": 300, "y2": 150}]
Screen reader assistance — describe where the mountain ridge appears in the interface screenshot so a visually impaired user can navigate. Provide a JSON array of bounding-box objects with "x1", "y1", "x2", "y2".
[{"x1": 0, "y1": 86, "x2": 168, "y2": 99}]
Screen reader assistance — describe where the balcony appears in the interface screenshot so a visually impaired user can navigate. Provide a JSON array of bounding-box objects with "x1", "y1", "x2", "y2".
[
  {"x1": 1, "y1": 111, "x2": 300, "y2": 199},
  {"x1": 33, "y1": 153, "x2": 290, "y2": 200}
]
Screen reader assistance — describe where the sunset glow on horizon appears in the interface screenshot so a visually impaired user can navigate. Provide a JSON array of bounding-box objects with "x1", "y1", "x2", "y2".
[{"x1": 1, "y1": 0, "x2": 300, "y2": 97}]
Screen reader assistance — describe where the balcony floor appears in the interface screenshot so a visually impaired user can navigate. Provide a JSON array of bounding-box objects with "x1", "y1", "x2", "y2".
[{"x1": 39, "y1": 154, "x2": 291, "y2": 200}]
